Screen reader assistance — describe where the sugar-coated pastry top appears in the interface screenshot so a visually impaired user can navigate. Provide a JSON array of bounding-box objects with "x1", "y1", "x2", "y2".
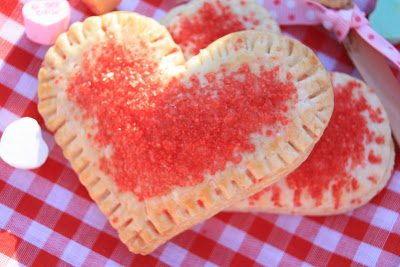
[
  {"x1": 232, "y1": 72, "x2": 394, "y2": 215},
  {"x1": 66, "y1": 38, "x2": 298, "y2": 200},
  {"x1": 283, "y1": 78, "x2": 385, "y2": 208}
]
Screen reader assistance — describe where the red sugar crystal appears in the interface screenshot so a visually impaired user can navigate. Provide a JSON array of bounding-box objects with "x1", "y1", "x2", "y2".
[
  {"x1": 375, "y1": 136, "x2": 385, "y2": 144},
  {"x1": 368, "y1": 176, "x2": 378, "y2": 184},
  {"x1": 368, "y1": 151, "x2": 382, "y2": 164}
]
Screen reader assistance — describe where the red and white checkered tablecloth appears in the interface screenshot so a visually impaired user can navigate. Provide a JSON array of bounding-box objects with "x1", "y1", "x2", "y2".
[{"x1": 1, "y1": 0, "x2": 399, "y2": 266}]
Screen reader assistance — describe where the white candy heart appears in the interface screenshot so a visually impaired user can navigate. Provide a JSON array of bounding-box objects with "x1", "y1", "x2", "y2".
[{"x1": 0, "y1": 117, "x2": 49, "y2": 170}]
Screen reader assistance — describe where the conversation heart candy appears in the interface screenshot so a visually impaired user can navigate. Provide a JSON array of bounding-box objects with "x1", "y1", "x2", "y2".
[
  {"x1": 22, "y1": 0, "x2": 71, "y2": 45},
  {"x1": 0, "y1": 117, "x2": 49, "y2": 170},
  {"x1": 82, "y1": 0, "x2": 121, "y2": 15}
]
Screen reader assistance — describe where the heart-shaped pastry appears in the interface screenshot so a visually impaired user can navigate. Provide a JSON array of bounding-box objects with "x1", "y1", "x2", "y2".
[
  {"x1": 231, "y1": 72, "x2": 395, "y2": 215},
  {"x1": 161, "y1": 0, "x2": 280, "y2": 59},
  {"x1": 38, "y1": 12, "x2": 333, "y2": 254}
]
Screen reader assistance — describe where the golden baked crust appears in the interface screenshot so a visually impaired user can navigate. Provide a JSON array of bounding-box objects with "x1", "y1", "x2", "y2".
[
  {"x1": 38, "y1": 12, "x2": 333, "y2": 254},
  {"x1": 161, "y1": 0, "x2": 280, "y2": 59},
  {"x1": 231, "y1": 72, "x2": 395, "y2": 215}
]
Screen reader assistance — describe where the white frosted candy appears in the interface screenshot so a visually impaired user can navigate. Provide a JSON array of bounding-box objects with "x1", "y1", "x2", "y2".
[{"x1": 0, "y1": 117, "x2": 49, "y2": 170}]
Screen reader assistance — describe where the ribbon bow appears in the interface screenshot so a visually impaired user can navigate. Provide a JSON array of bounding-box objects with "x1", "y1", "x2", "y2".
[
  {"x1": 264, "y1": 0, "x2": 400, "y2": 69},
  {"x1": 314, "y1": 4, "x2": 368, "y2": 41}
]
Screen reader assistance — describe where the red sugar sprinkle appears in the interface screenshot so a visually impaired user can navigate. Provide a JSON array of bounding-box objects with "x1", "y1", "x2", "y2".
[
  {"x1": 368, "y1": 151, "x2": 382, "y2": 164},
  {"x1": 270, "y1": 185, "x2": 282, "y2": 207},
  {"x1": 233, "y1": 38, "x2": 244, "y2": 51},
  {"x1": 286, "y1": 80, "x2": 379, "y2": 209},
  {"x1": 250, "y1": 185, "x2": 281, "y2": 207},
  {"x1": 168, "y1": 0, "x2": 261, "y2": 56},
  {"x1": 375, "y1": 136, "x2": 385, "y2": 144},
  {"x1": 368, "y1": 107, "x2": 384, "y2": 123},
  {"x1": 351, "y1": 198, "x2": 362, "y2": 204},
  {"x1": 351, "y1": 178, "x2": 359, "y2": 190},
  {"x1": 368, "y1": 176, "x2": 378, "y2": 184},
  {"x1": 67, "y1": 40, "x2": 297, "y2": 200}
]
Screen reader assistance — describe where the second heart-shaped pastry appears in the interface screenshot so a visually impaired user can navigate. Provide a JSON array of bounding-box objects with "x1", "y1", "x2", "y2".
[
  {"x1": 38, "y1": 12, "x2": 333, "y2": 254},
  {"x1": 231, "y1": 72, "x2": 395, "y2": 215},
  {"x1": 161, "y1": 0, "x2": 280, "y2": 59}
]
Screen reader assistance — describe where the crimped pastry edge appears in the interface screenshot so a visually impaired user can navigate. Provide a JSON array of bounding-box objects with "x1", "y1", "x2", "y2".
[
  {"x1": 230, "y1": 72, "x2": 395, "y2": 216},
  {"x1": 38, "y1": 12, "x2": 333, "y2": 254}
]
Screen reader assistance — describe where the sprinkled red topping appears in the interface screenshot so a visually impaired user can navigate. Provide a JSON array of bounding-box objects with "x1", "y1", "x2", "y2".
[
  {"x1": 249, "y1": 185, "x2": 281, "y2": 207},
  {"x1": 286, "y1": 80, "x2": 380, "y2": 209},
  {"x1": 351, "y1": 178, "x2": 359, "y2": 190},
  {"x1": 368, "y1": 176, "x2": 378, "y2": 184},
  {"x1": 169, "y1": 0, "x2": 261, "y2": 56},
  {"x1": 270, "y1": 185, "x2": 282, "y2": 207},
  {"x1": 250, "y1": 189, "x2": 265, "y2": 204},
  {"x1": 368, "y1": 107, "x2": 384, "y2": 123},
  {"x1": 351, "y1": 198, "x2": 362, "y2": 205},
  {"x1": 368, "y1": 151, "x2": 382, "y2": 164},
  {"x1": 375, "y1": 136, "x2": 385, "y2": 144},
  {"x1": 67, "y1": 40, "x2": 297, "y2": 200}
]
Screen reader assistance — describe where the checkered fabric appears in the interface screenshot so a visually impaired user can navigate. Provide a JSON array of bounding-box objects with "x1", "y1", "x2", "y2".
[{"x1": 1, "y1": 0, "x2": 399, "y2": 266}]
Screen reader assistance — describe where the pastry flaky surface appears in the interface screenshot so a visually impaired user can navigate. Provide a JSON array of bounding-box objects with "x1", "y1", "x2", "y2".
[
  {"x1": 161, "y1": 0, "x2": 280, "y2": 59},
  {"x1": 37, "y1": 12, "x2": 333, "y2": 255},
  {"x1": 231, "y1": 72, "x2": 395, "y2": 216}
]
